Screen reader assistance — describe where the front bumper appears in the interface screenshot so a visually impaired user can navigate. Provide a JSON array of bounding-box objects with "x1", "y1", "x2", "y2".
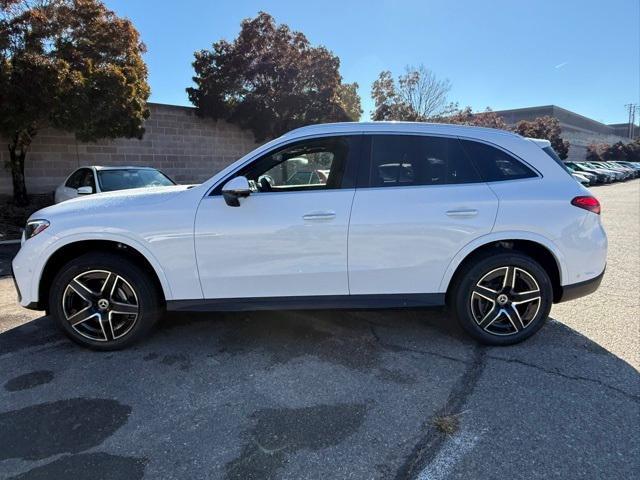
[
  {"x1": 556, "y1": 268, "x2": 605, "y2": 303},
  {"x1": 11, "y1": 234, "x2": 49, "y2": 310},
  {"x1": 10, "y1": 265, "x2": 21, "y2": 303},
  {"x1": 11, "y1": 263, "x2": 40, "y2": 310}
]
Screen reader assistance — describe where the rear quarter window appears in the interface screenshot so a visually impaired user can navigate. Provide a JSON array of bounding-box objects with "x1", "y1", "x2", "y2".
[
  {"x1": 460, "y1": 140, "x2": 537, "y2": 182},
  {"x1": 542, "y1": 146, "x2": 572, "y2": 175}
]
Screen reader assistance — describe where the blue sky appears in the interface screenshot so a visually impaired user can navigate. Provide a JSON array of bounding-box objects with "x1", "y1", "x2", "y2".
[{"x1": 104, "y1": 0, "x2": 639, "y2": 124}]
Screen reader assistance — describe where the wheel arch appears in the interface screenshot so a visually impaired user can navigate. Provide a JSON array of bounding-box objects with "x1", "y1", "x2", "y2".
[
  {"x1": 38, "y1": 238, "x2": 170, "y2": 311},
  {"x1": 442, "y1": 234, "x2": 565, "y2": 304}
]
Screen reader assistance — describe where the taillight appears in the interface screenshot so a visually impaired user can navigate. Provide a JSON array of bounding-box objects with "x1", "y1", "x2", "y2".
[{"x1": 571, "y1": 196, "x2": 601, "y2": 215}]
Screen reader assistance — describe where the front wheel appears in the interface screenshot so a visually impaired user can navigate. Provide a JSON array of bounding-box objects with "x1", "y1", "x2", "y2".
[
  {"x1": 451, "y1": 252, "x2": 553, "y2": 346},
  {"x1": 49, "y1": 252, "x2": 162, "y2": 350}
]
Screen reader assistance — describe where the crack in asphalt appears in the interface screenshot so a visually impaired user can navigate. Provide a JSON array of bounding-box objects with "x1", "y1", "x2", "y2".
[
  {"x1": 486, "y1": 355, "x2": 640, "y2": 402},
  {"x1": 393, "y1": 345, "x2": 487, "y2": 480},
  {"x1": 392, "y1": 348, "x2": 639, "y2": 480},
  {"x1": 367, "y1": 323, "x2": 470, "y2": 365},
  {"x1": 367, "y1": 322, "x2": 639, "y2": 479}
]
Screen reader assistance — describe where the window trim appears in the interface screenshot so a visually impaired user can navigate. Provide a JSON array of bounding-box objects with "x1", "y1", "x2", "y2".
[
  {"x1": 209, "y1": 133, "x2": 364, "y2": 196},
  {"x1": 83, "y1": 169, "x2": 97, "y2": 191}
]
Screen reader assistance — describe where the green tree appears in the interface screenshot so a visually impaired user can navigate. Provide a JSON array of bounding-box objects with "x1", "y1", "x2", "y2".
[
  {"x1": 0, "y1": 0, "x2": 150, "y2": 205},
  {"x1": 371, "y1": 66, "x2": 453, "y2": 121},
  {"x1": 512, "y1": 116, "x2": 570, "y2": 159},
  {"x1": 188, "y1": 12, "x2": 359, "y2": 142}
]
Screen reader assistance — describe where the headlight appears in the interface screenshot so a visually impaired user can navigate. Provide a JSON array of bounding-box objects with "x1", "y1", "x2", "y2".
[{"x1": 24, "y1": 219, "x2": 50, "y2": 239}]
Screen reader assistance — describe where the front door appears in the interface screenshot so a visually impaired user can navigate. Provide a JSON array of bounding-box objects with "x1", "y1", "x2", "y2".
[{"x1": 195, "y1": 135, "x2": 362, "y2": 300}]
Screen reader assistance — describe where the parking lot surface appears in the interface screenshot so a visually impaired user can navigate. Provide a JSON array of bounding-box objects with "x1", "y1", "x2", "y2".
[{"x1": 0, "y1": 180, "x2": 638, "y2": 479}]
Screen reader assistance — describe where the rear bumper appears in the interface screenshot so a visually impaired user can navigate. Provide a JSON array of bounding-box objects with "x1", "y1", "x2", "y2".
[{"x1": 556, "y1": 268, "x2": 605, "y2": 303}]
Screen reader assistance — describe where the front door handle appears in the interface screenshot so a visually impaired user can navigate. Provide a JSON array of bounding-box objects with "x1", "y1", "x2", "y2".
[
  {"x1": 303, "y1": 211, "x2": 336, "y2": 220},
  {"x1": 446, "y1": 209, "x2": 479, "y2": 217}
]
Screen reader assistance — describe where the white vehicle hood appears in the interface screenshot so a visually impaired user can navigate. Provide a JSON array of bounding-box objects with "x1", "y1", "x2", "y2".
[{"x1": 31, "y1": 185, "x2": 196, "y2": 221}]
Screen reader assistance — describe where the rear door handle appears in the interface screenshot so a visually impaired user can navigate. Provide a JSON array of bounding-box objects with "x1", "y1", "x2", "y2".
[
  {"x1": 303, "y1": 211, "x2": 336, "y2": 220},
  {"x1": 446, "y1": 209, "x2": 479, "y2": 217}
]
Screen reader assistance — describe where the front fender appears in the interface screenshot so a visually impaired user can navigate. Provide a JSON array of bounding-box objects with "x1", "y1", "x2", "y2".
[
  {"x1": 33, "y1": 231, "x2": 173, "y2": 304},
  {"x1": 437, "y1": 231, "x2": 567, "y2": 292}
]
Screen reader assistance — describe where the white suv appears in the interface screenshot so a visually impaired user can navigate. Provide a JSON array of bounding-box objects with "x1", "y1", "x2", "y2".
[{"x1": 12, "y1": 122, "x2": 607, "y2": 349}]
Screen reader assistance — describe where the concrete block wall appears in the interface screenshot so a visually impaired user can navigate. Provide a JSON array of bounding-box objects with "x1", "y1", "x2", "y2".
[{"x1": 0, "y1": 103, "x2": 259, "y2": 195}]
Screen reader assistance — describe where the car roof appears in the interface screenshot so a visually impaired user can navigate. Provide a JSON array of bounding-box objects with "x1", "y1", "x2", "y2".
[
  {"x1": 281, "y1": 121, "x2": 522, "y2": 139},
  {"x1": 80, "y1": 166, "x2": 159, "y2": 171}
]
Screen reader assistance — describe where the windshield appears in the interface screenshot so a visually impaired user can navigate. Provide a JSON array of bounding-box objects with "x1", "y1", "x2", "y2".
[{"x1": 97, "y1": 169, "x2": 175, "y2": 192}]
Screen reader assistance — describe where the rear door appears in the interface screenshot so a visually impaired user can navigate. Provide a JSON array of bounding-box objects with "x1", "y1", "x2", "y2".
[{"x1": 348, "y1": 134, "x2": 499, "y2": 295}]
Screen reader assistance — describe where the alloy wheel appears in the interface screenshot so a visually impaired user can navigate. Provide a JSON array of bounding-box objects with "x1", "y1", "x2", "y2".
[
  {"x1": 62, "y1": 270, "x2": 139, "y2": 342},
  {"x1": 470, "y1": 266, "x2": 542, "y2": 336}
]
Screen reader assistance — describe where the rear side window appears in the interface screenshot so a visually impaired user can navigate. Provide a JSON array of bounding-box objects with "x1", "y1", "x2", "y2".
[
  {"x1": 460, "y1": 140, "x2": 537, "y2": 182},
  {"x1": 367, "y1": 135, "x2": 481, "y2": 187}
]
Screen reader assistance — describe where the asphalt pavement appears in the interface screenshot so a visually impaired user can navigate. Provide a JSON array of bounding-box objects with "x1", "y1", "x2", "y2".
[{"x1": 0, "y1": 180, "x2": 638, "y2": 479}]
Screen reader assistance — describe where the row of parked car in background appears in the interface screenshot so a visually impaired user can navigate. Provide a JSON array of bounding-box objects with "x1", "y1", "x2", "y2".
[{"x1": 565, "y1": 160, "x2": 640, "y2": 186}]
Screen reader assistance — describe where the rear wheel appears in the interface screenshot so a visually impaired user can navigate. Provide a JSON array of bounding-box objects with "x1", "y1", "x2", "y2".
[
  {"x1": 451, "y1": 252, "x2": 552, "y2": 345},
  {"x1": 49, "y1": 252, "x2": 162, "y2": 350}
]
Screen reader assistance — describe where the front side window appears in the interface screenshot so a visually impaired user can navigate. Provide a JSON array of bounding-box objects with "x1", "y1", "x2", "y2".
[
  {"x1": 97, "y1": 169, "x2": 175, "y2": 192},
  {"x1": 238, "y1": 136, "x2": 359, "y2": 193},
  {"x1": 460, "y1": 140, "x2": 537, "y2": 182},
  {"x1": 367, "y1": 135, "x2": 481, "y2": 187},
  {"x1": 79, "y1": 169, "x2": 96, "y2": 189},
  {"x1": 65, "y1": 169, "x2": 88, "y2": 189}
]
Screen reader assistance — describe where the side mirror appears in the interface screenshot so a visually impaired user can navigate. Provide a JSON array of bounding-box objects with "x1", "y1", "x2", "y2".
[
  {"x1": 77, "y1": 186, "x2": 93, "y2": 195},
  {"x1": 222, "y1": 176, "x2": 251, "y2": 207}
]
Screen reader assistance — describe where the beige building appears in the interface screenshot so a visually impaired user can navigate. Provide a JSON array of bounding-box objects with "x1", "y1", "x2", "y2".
[{"x1": 493, "y1": 105, "x2": 637, "y2": 162}]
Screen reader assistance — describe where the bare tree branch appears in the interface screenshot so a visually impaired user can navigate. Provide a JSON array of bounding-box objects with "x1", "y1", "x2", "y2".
[{"x1": 371, "y1": 64, "x2": 451, "y2": 121}]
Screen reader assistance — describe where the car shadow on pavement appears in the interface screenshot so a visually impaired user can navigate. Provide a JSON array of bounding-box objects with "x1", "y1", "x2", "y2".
[{"x1": 0, "y1": 309, "x2": 638, "y2": 479}]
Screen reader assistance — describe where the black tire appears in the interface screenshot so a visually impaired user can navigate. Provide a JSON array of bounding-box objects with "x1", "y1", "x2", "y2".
[
  {"x1": 49, "y1": 252, "x2": 162, "y2": 350},
  {"x1": 451, "y1": 251, "x2": 552, "y2": 346}
]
